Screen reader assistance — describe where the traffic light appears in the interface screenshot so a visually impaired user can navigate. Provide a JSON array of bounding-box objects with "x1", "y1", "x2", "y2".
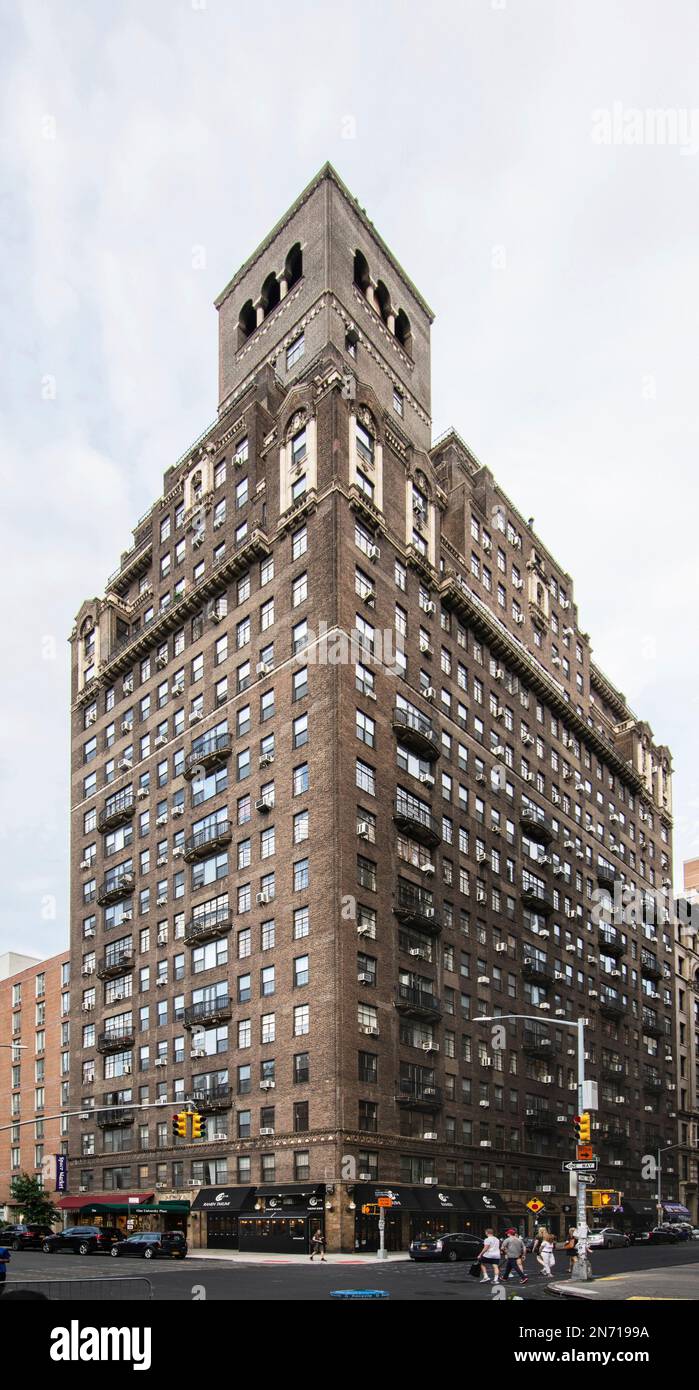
[
  {"x1": 591, "y1": 1190, "x2": 621, "y2": 1209},
  {"x1": 191, "y1": 1112, "x2": 207, "y2": 1140},
  {"x1": 172, "y1": 1111, "x2": 188, "y2": 1140},
  {"x1": 573, "y1": 1113, "x2": 591, "y2": 1144}
]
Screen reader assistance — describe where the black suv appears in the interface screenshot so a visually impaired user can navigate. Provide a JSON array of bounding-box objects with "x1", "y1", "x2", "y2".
[
  {"x1": 1, "y1": 1224, "x2": 53, "y2": 1251},
  {"x1": 112, "y1": 1231, "x2": 187, "y2": 1260},
  {"x1": 43, "y1": 1225, "x2": 124, "y2": 1256},
  {"x1": 409, "y1": 1232, "x2": 483, "y2": 1262}
]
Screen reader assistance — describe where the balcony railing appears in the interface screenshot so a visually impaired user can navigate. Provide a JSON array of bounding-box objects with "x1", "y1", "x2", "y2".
[
  {"x1": 184, "y1": 821, "x2": 232, "y2": 862},
  {"x1": 184, "y1": 909, "x2": 233, "y2": 945},
  {"x1": 184, "y1": 996, "x2": 232, "y2": 1028},
  {"x1": 395, "y1": 984, "x2": 442, "y2": 1019},
  {"x1": 642, "y1": 1009, "x2": 664, "y2": 1037},
  {"x1": 98, "y1": 791, "x2": 135, "y2": 832},
  {"x1": 97, "y1": 951, "x2": 134, "y2": 980},
  {"x1": 524, "y1": 1106, "x2": 556, "y2": 1130},
  {"x1": 598, "y1": 926, "x2": 624, "y2": 957},
  {"x1": 519, "y1": 808, "x2": 556, "y2": 843},
  {"x1": 392, "y1": 708, "x2": 441, "y2": 761},
  {"x1": 522, "y1": 1029, "x2": 555, "y2": 1058},
  {"x1": 393, "y1": 797, "x2": 441, "y2": 848},
  {"x1": 395, "y1": 1082, "x2": 442, "y2": 1109},
  {"x1": 596, "y1": 862, "x2": 618, "y2": 887},
  {"x1": 394, "y1": 884, "x2": 440, "y2": 933},
  {"x1": 188, "y1": 1083, "x2": 232, "y2": 1111},
  {"x1": 96, "y1": 1107, "x2": 135, "y2": 1128},
  {"x1": 640, "y1": 952, "x2": 662, "y2": 980},
  {"x1": 598, "y1": 1124, "x2": 629, "y2": 1145},
  {"x1": 97, "y1": 872, "x2": 135, "y2": 906},
  {"x1": 600, "y1": 1060, "x2": 625, "y2": 1081},
  {"x1": 184, "y1": 733, "x2": 232, "y2": 780},
  {"x1": 520, "y1": 882, "x2": 553, "y2": 913},
  {"x1": 97, "y1": 1030, "x2": 135, "y2": 1053},
  {"x1": 599, "y1": 992, "x2": 626, "y2": 1019},
  {"x1": 522, "y1": 957, "x2": 553, "y2": 984},
  {"x1": 643, "y1": 1073, "x2": 663, "y2": 1092}
]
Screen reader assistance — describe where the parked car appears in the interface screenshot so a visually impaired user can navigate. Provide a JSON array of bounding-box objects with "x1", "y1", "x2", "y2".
[
  {"x1": 587, "y1": 1228, "x2": 630, "y2": 1250},
  {"x1": 111, "y1": 1232, "x2": 187, "y2": 1261},
  {"x1": 43, "y1": 1225, "x2": 125, "y2": 1256},
  {"x1": 0, "y1": 1224, "x2": 54, "y2": 1251},
  {"x1": 409, "y1": 1232, "x2": 483, "y2": 1262},
  {"x1": 661, "y1": 1223, "x2": 690, "y2": 1241},
  {"x1": 630, "y1": 1227, "x2": 680, "y2": 1245}
]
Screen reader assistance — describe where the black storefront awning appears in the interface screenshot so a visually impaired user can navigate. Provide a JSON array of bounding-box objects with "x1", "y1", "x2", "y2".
[
  {"x1": 412, "y1": 1187, "x2": 470, "y2": 1214},
  {"x1": 353, "y1": 1184, "x2": 418, "y2": 1210},
  {"x1": 191, "y1": 1186, "x2": 255, "y2": 1213},
  {"x1": 618, "y1": 1199, "x2": 657, "y2": 1221},
  {"x1": 462, "y1": 1189, "x2": 510, "y2": 1216},
  {"x1": 256, "y1": 1184, "x2": 325, "y2": 1214}
]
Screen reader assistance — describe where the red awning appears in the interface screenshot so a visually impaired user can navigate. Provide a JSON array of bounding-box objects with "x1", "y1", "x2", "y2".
[{"x1": 59, "y1": 1192, "x2": 153, "y2": 1210}]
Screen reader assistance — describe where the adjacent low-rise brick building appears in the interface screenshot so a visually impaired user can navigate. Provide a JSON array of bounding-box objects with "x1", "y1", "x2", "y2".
[
  {"x1": 0, "y1": 949, "x2": 70, "y2": 1220},
  {"x1": 67, "y1": 165, "x2": 679, "y2": 1252}
]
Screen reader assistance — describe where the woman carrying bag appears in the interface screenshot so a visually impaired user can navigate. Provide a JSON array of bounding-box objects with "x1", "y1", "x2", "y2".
[{"x1": 537, "y1": 1229, "x2": 556, "y2": 1278}]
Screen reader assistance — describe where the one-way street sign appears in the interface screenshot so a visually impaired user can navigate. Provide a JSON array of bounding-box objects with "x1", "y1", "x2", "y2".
[{"x1": 561, "y1": 1160, "x2": 598, "y2": 1173}]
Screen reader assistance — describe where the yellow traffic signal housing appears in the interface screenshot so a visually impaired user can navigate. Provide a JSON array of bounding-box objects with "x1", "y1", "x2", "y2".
[
  {"x1": 191, "y1": 1112, "x2": 207, "y2": 1140},
  {"x1": 573, "y1": 1113, "x2": 591, "y2": 1143},
  {"x1": 591, "y1": 1190, "x2": 620, "y2": 1208},
  {"x1": 172, "y1": 1111, "x2": 188, "y2": 1140}
]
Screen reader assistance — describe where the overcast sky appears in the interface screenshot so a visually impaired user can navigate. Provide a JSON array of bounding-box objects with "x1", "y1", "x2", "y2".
[{"x1": 1, "y1": 0, "x2": 698, "y2": 960}]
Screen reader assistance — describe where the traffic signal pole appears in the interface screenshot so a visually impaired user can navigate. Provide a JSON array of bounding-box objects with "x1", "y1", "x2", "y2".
[{"x1": 572, "y1": 1017, "x2": 592, "y2": 1282}]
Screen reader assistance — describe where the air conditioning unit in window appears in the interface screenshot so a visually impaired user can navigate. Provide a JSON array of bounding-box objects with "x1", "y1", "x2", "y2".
[
  {"x1": 155, "y1": 1058, "x2": 167, "y2": 1068},
  {"x1": 420, "y1": 863, "x2": 435, "y2": 876},
  {"x1": 123, "y1": 679, "x2": 133, "y2": 694},
  {"x1": 156, "y1": 814, "x2": 168, "y2": 827},
  {"x1": 137, "y1": 788, "x2": 149, "y2": 800},
  {"x1": 156, "y1": 896, "x2": 167, "y2": 907},
  {"x1": 86, "y1": 711, "x2": 97, "y2": 725},
  {"x1": 522, "y1": 733, "x2": 534, "y2": 747},
  {"x1": 481, "y1": 1055, "x2": 493, "y2": 1067},
  {"x1": 478, "y1": 975, "x2": 490, "y2": 985},
  {"x1": 554, "y1": 971, "x2": 564, "y2": 980},
  {"x1": 495, "y1": 943, "x2": 507, "y2": 953},
  {"x1": 120, "y1": 719, "x2": 132, "y2": 734},
  {"x1": 84, "y1": 926, "x2": 95, "y2": 938},
  {"x1": 514, "y1": 614, "x2": 523, "y2": 625},
  {"x1": 171, "y1": 682, "x2": 184, "y2": 695},
  {"x1": 189, "y1": 711, "x2": 203, "y2": 724},
  {"x1": 260, "y1": 1126, "x2": 274, "y2": 1136},
  {"x1": 122, "y1": 910, "x2": 133, "y2": 921},
  {"x1": 256, "y1": 891, "x2": 272, "y2": 906},
  {"x1": 81, "y1": 964, "x2": 95, "y2": 976},
  {"x1": 513, "y1": 576, "x2": 523, "y2": 589},
  {"x1": 357, "y1": 821, "x2": 371, "y2": 839},
  {"x1": 157, "y1": 932, "x2": 167, "y2": 946},
  {"x1": 156, "y1": 653, "x2": 168, "y2": 669},
  {"x1": 118, "y1": 758, "x2": 132, "y2": 772},
  {"x1": 422, "y1": 1042, "x2": 438, "y2": 1052},
  {"x1": 476, "y1": 851, "x2": 487, "y2": 863},
  {"x1": 476, "y1": 773, "x2": 486, "y2": 784},
  {"x1": 424, "y1": 601, "x2": 436, "y2": 615},
  {"x1": 172, "y1": 805, "x2": 184, "y2": 817},
  {"x1": 423, "y1": 688, "x2": 436, "y2": 701},
  {"x1": 357, "y1": 972, "x2": 373, "y2": 985},
  {"x1": 79, "y1": 1184, "x2": 88, "y2": 1193},
  {"x1": 255, "y1": 797, "x2": 273, "y2": 812},
  {"x1": 80, "y1": 858, "x2": 91, "y2": 871},
  {"x1": 260, "y1": 1080, "x2": 275, "y2": 1090},
  {"x1": 192, "y1": 531, "x2": 205, "y2": 549},
  {"x1": 357, "y1": 925, "x2": 372, "y2": 937},
  {"x1": 190, "y1": 1049, "x2": 205, "y2": 1059},
  {"x1": 213, "y1": 517, "x2": 225, "y2": 531},
  {"x1": 476, "y1": 890, "x2": 486, "y2": 903},
  {"x1": 560, "y1": 598, "x2": 570, "y2": 610},
  {"x1": 259, "y1": 754, "x2": 274, "y2": 768},
  {"x1": 419, "y1": 774, "x2": 435, "y2": 787},
  {"x1": 368, "y1": 545, "x2": 380, "y2": 561},
  {"x1": 361, "y1": 1025, "x2": 379, "y2": 1036}
]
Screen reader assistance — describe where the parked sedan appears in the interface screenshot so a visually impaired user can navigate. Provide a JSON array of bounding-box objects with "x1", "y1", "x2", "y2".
[
  {"x1": 630, "y1": 1227, "x2": 680, "y2": 1245},
  {"x1": 587, "y1": 1228, "x2": 630, "y2": 1250},
  {"x1": 409, "y1": 1232, "x2": 483, "y2": 1263},
  {"x1": 43, "y1": 1225, "x2": 125, "y2": 1256},
  {"x1": 0, "y1": 1224, "x2": 53, "y2": 1251},
  {"x1": 111, "y1": 1232, "x2": 187, "y2": 1261}
]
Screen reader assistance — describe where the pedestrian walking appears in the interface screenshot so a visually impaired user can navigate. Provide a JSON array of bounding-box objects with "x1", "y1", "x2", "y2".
[
  {"x1": 309, "y1": 1229, "x2": 326, "y2": 1262},
  {"x1": 563, "y1": 1226, "x2": 578, "y2": 1275},
  {"x1": 0, "y1": 1244, "x2": 10, "y2": 1287},
  {"x1": 501, "y1": 1228, "x2": 528, "y2": 1283},
  {"x1": 537, "y1": 1230, "x2": 556, "y2": 1278},
  {"x1": 477, "y1": 1228, "x2": 501, "y2": 1284}
]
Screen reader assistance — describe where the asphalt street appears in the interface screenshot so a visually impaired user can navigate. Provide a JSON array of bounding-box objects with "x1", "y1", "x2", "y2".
[{"x1": 3, "y1": 1240, "x2": 699, "y2": 1302}]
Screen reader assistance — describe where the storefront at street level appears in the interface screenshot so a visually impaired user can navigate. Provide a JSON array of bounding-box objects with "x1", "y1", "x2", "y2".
[
  {"x1": 353, "y1": 1185, "x2": 525, "y2": 1252},
  {"x1": 191, "y1": 1184, "x2": 326, "y2": 1253},
  {"x1": 58, "y1": 1193, "x2": 190, "y2": 1235}
]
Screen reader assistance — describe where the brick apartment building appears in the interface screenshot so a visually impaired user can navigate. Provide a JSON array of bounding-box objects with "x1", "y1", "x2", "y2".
[
  {"x1": 672, "y1": 859, "x2": 699, "y2": 1221},
  {"x1": 1, "y1": 949, "x2": 71, "y2": 1220},
  {"x1": 67, "y1": 164, "x2": 679, "y2": 1252}
]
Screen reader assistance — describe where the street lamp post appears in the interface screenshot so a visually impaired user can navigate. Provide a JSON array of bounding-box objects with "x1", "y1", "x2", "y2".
[{"x1": 478, "y1": 1012, "x2": 592, "y2": 1282}]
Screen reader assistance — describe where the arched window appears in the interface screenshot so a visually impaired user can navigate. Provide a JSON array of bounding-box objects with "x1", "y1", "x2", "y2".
[
  {"x1": 395, "y1": 308, "x2": 412, "y2": 353},
  {"x1": 238, "y1": 299, "x2": 256, "y2": 344},
  {"x1": 354, "y1": 249, "x2": 371, "y2": 296},
  {"x1": 374, "y1": 280, "x2": 391, "y2": 327},
  {"x1": 285, "y1": 243, "x2": 303, "y2": 291},
  {"x1": 260, "y1": 272, "x2": 280, "y2": 318}
]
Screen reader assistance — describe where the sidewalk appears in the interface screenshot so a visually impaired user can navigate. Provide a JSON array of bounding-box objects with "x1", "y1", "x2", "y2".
[
  {"x1": 189, "y1": 1249, "x2": 410, "y2": 1265},
  {"x1": 549, "y1": 1265, "x2": 699, "y2": 1300}
]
